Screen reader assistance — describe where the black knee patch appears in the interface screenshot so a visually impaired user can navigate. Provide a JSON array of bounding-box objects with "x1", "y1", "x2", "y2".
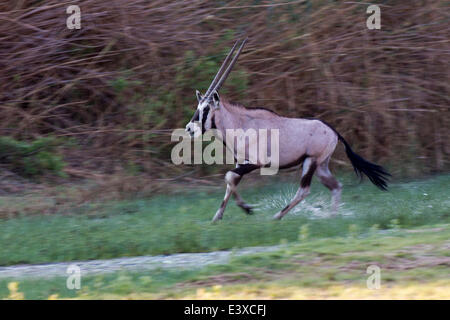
[{"x1": 301, "y1": 162, "x2": 317, "y2": 188}]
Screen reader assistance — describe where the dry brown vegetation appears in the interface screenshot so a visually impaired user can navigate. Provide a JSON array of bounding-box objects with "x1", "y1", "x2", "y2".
[{"x1": 0, "y1": 0, "x2": 448, "y2": 184}]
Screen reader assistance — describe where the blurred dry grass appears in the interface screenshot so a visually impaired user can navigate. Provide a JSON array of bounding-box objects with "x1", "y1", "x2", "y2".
[{"x1": 0, "y1": 0, "x2": 448, "y2": 182}]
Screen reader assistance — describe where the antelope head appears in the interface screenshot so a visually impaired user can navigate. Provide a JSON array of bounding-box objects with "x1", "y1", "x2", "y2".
[{"x1": 185, "y1": 38, "x2": 247, "y2": 138}]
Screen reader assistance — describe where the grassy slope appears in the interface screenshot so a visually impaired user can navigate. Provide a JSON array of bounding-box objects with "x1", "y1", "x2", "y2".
[
  {"x1": 0, "y1": 174, "x2": 449, "y2": 265},
  {"x1": 1, "y1": 224, "x2": 449, "y2": 299}
]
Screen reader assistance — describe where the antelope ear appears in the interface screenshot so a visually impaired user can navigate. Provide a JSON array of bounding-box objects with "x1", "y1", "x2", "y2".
[
  {"x1": 212, "y1": 90, "x2": 220, "y2": 109},
  {"x1": 196, "y1": 90, "x2": 202, "y2": 102}
]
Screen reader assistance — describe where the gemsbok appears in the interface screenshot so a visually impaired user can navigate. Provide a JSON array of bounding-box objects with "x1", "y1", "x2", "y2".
[{"x1": 185, "y1": 39, "x2": 390, "y2": 222}]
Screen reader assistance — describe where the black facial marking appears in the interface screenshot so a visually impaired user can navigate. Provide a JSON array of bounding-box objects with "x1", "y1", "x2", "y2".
[
  {"x1": 211, "y1": 114, "x2": 216, "y2": 129},
  {"x1": 201, "y1": 106, "x2": 210, "y2": 134}
]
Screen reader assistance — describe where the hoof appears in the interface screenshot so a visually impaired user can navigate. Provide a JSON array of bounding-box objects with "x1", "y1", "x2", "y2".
[
  {"x1": 273, "y1": 213, "x2": 283, "y2": 220},
  {"x1": 240, "y1": 204, "x2": 253, "y2": 215}
]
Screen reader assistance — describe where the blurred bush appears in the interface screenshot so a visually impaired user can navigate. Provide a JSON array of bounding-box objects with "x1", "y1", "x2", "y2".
[
  {"x1": 0, "y1": 0, "x2": 448, "y2": 180},
  {"x1": 0, "y1": 136, "x2": 65, "y2": 178}
]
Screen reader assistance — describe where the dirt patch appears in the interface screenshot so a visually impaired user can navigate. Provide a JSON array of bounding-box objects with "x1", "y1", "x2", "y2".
[
  {"x1": 341, "y1": 254, "x2": 450, "y2": 272},
  {"x1": 405, "y1": 228, "x2": 445, "y2": 233},
  {"x1": 177, "y1": 273, "x2": 257, "y2": 288}
]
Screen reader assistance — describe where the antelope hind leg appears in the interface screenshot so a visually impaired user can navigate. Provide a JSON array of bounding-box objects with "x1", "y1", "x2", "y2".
[
  {"x1": 273, "y1": 157, "x2": 317, "y2": 220},
  {"x1": 316, "y1": 160, "x2": 342, "y2": 216}
]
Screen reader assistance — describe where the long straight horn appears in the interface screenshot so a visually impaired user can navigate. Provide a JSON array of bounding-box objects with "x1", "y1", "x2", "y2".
[
  {"x1": 212, "y1": 37, "x2": 247, "y2": 93},
  {"x1": 203, "y1": 40, "x2": 239, "y2": 100}
]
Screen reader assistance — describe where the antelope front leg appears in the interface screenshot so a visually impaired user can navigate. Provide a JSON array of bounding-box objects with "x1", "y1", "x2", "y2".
[
  {"x1": 212, "y1": 185, "x2": 233, "y2": 222},
  {"x1": 212, "y1": 171, "x2": 239, "y2": 222}
]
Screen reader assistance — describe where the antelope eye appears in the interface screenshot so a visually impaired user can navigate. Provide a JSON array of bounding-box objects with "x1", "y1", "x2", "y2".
[{"x1": 201, "y1": 106, "x2": 210, "y2": 123}]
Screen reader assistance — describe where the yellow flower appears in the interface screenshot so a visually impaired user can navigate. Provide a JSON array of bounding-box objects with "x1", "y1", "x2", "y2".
[
  {"x1": 212, "y1": 285, "x2": 222, "y2": 292},
  {"x1": 7, "y1": 282, "x2": 24, "y2": 300},
  {"x1": 7, "y1": 282, "x2": 18, "y2": 292}
]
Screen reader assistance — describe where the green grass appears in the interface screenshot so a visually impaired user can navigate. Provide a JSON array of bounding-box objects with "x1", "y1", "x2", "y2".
[
  {"x1": 1, "y1": 224, "x2": 449, "y2": 299},
  {"x1": 0, "y1": 174, "x2": 449, "y2": 266}
]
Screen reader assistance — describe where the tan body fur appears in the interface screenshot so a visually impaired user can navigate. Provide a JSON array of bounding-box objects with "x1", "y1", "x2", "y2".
[{"x1": 214, "y1": 101, "x2": 338, "y2": 167}]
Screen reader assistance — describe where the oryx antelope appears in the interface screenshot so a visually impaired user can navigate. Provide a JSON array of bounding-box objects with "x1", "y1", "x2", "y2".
[{"x1": 185, "y1": 39, "x2": 390, "y2": 222}]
